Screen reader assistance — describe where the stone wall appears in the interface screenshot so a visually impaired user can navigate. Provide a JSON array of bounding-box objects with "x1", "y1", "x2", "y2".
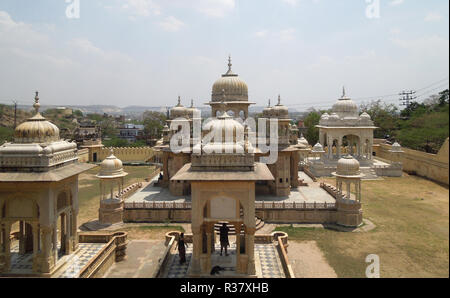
[
  {"x1": 373, "y1": 138, "x2": 449, "y2": 185},
  {"x1": 87, "y1": 146, "x2": 155, "y2": 163},
  {"x1": 78, "y1": 148, "x2": 89, "y2": 163}
]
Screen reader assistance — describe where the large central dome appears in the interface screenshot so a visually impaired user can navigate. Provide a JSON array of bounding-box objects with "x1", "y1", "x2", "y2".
[{"x1": 211, "y1": 56, "x2": 248, "y2": 102}]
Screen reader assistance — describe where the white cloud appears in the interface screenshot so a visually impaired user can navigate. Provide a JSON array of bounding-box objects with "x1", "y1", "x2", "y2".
[
  {"x1": 194, "y1": 0, "x2": 235, "y2": 18},
  {"x1": 424, "y1": 12, "x2": 442, "y2": 22},
  {"x1": 122, "y1": 0, "x2": 161, "y2": 17},
  {"x1": 278, "y1": 28, "x2": 295, "y2": 42},
  {"x1": 255, "y1": 30, "x2": 268, "y2": 38},
  {"x1": 158, "y1": 16, "x2": 185, "y2": 32},
  {"x1": 282, "y1": 0, "x2": 299, "y2": 7},
  {"x1": 389, "y1": 0, "x2": 404, "y2": 6}
]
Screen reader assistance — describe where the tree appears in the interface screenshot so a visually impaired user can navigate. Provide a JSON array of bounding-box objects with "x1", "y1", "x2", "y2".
[
  {"x1": 360, "y1": 100, "x2": 399, "y2": 139},
  {"x1": 303, "y1": 110, "x2": 321, "y2": 145},
  {"x1": 99, "y1": 118, "x2": 117, "y2": 139},
  {"x1": 142, "y1": 111, "x2": 167, "y2": 139}
]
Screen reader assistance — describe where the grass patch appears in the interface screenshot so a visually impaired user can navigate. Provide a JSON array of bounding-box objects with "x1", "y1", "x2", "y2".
[
  {"x1": 77, "y1": 165, "x2": 156, "y2": 225},
  {"x1": 275, "y1": 174, "x2": 449, "y2": 278}
]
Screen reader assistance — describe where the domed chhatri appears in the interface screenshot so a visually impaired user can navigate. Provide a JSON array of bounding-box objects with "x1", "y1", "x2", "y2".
[
  {"x1": 212, "y1": 56, "x2": 248, "y2": 102},
  {"x1": 334, "y1": 155, "x2": 363, "y2": 177},
  {"x1": 332, "y1": 87, "x2": 359, "y2": 119},
  {"x1": 170, "y1": 96, "x2": 188, "y2": 119},
  {"x1": 97, "y1": 150, "x2": 128, "y2": 178},
  {"x1": 14, "y1": 91, "x2": 60, "y2": 144}
]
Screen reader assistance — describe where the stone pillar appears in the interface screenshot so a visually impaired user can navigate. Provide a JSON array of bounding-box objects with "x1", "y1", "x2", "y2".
[
  {"x1": 32, "y1": 223, "x2": 39, "y2": 273},
  {"x1": 235, "y1": 224, "x2": 241, "y2": 273},
  {"x1": 72, "y1": 210, "x2": 79, "y2": 252},
  {"x1": 53, "y1": 224, "x2": 58, "y2": 261},
  {"x1": 40, "y1": 226, "x2": 54, "y2": 273},
  {"x1": 246, "y1": 227, "x2": 256, "y2": 276},
  {"x1": 19, "y1": 221, "x2": 25, "y2": 254},
  {"x1": 190, "y1": 226, "x2": 201, "y2": 275},
  {"x1": 1, "y1": 223, "x2": 11, "y2": 272},
  {"x1": 337, "y1": 138, "x2": 342, "y2": 159}
]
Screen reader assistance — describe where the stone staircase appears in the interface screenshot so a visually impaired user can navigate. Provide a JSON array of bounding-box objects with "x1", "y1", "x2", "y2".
[
  {"x1": 214, "y1": 217, "x2": 265, "y2": 236},
  {"x1": 360, "y1": 167, "x2": 379, "y2": 180}
]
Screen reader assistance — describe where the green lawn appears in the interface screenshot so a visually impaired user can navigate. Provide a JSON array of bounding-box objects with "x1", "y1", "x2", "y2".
[
  {"x1": 276, "y1": 174, "x2": 449, "y2": 278},
  {"x1": 78, "y1": 165, "x2": 156, "y2": 225}
]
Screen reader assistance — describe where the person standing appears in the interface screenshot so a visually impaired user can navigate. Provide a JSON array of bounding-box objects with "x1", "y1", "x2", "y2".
[
  {"x1": 219, "y1": 223, "x2": 230, "y2": 256},
  {"x1": 177, "y1": 233, "x2": 187, "y2": 264}
]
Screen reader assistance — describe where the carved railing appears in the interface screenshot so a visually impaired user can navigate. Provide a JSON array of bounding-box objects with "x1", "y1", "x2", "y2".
[
  {"x1": 124, "y1": 201, "x2": 192, "y2": 209},
  {"x1": 255, "y1": 201, "x2": 336, "y2": 210}
]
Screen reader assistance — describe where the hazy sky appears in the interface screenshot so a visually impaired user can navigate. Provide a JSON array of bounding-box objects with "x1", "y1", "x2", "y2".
[{"x1": 0, "y1": 0, "x2": 448, "y2": 110}]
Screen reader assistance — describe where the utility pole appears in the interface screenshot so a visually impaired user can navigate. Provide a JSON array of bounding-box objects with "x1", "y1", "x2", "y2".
[
  {"x1": 12, "y1": 100, "x2": 17, "y2": 129},
  {"x1": 399, "y1": 90, "x2": 416, "y2": 108}
]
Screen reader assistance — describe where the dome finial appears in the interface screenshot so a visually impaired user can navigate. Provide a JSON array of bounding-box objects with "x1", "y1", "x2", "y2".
[
  {"x1": 278, "y1": 94, "x2": 281, "y2": 105},
  {"x1": 177, "y1": 95, "x2": 181, "y2": 106},
  {"x1": 268, "y1": 99, "x2": 271, "y2": 107},
  {"x1": 228, "y1": 54, "x2": 232, "y2": 71},
  {"x1": 33, "y1": 91, "x2": 41, "y2": 114},
  {"x1": 190, "y1": 99, "x2": 194, "y2": 108},
  {"x1": 342, "y1": 86, "x2": 346, "y2": 98}
]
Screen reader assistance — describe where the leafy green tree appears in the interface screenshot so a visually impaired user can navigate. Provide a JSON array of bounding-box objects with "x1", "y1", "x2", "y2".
[
  {"x1": 360, "y1": 100, "x2": 399, "y2": 139},
  {"x1": 303, "y1": 109, "x2": 321, "y2": 145},
  {"x1": 142, "y1": 111, "x2": 167, "y2": 139}
]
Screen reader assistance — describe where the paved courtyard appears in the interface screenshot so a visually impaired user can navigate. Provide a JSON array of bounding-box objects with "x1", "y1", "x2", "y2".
[
  {"x1": 103, "y1": 240, "x2": 166, "y2": 278},
  {"x1": 125, "y1": 171, "x2": 335, "y2": 204}
]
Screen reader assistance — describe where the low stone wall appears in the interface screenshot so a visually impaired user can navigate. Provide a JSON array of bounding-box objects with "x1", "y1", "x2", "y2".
[
  {"x1": 86, "y1": 146, "x2": 155, "y2": 163},
  {"x1": 77, "y1": 231, "x2": 128, "y2": 278},
  {"x1": 77, "y1": 148, "x2": 89, "y2": 163},
  {"x1": 256, "y1": 209, "x2": 337, "y2": 224},
  {"x1": 373, "y1": 138, "x2": 449, "y2": 185}
]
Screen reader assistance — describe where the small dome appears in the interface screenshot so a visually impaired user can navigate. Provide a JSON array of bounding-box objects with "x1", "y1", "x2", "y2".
[
  {"x1": 389, "y1": 142, "x2": 404, "y2": 153},
  {"x1": 332, "y1": 87, "x2": 359, "y2": 118},
  {"x1": 298, "y1": 134, "x2": 309, "y2": 147},
  {"x1": 97, "y1": 150, "x2": 128, "y2": 178},
  {"x1": 312, "y1": 142, "x2": 325, "y2": 153},
  {"x1": 360, "y1": 112, "x2": 371, "y2": 121},
  {"x1": 14, "y1": 92, "x2": 60, "y2": 144},
  {"x1": 262, "y1": 99, "x2": 273, "y2": 117},
  {"x1": 272, "y1": 95, "x2": 289, "y2": 119},
  {"x1": 329, "y1": 113, "x2": 340, "y2": 121},
  {"x1": 170, "y1": 96, "x2": 188, "y2": 119},
  {"x1": 336, "y1": 155, "x2": 361, "y2": 176},
  {"x1": 212, "y1": 56, "x2": 248, "y2": 102},
  {"x1": 321, "y1": 113, "x2": 329, "y2": 120}
]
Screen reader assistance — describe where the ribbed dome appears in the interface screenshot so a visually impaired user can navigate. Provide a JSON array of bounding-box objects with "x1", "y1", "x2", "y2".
[
  {"x1": 170, "y1": 96, "x2": 188, "y2": 119},
  {"x1": 14, "y1": 92, "x2": 60, "y2": 144},
  {"x1": 211, "y1": 56, "x2": 248, "y2": 102},
  {"x1": 97, "y1": 150, "x2": 128, "y2": 178},
  {"x1": 272, "y1": 95, "x2": 289, "y2": 119},
  {"x1": 336, "y1": 155, "x2": 361, "y2": 176},
  {"x1": 332, "y1": 88, "x2": 358, "y2": 118}
]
